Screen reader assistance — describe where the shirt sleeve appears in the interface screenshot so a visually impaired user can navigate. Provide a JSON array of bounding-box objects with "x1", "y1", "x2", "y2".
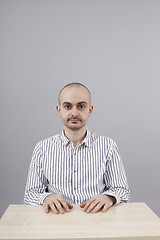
[
  {"x1": 102, "y1": 140, "x2": 130, "y2": 205},
  {"x1": 23, "y1": 143, "x2": 52, "y2": 205}
]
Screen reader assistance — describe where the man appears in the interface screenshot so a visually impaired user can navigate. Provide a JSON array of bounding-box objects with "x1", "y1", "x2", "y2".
[{"x1": 24, "y1": 82, "x2": 130, "y2": 214}]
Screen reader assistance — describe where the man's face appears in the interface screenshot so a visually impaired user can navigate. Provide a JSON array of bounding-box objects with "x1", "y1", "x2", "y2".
[{"x1": 56, "y1": 86, "x2": 93, "y2": 131}]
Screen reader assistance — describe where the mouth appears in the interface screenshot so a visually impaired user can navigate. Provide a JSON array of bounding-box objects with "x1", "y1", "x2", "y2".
[
  {"x1": 70, "y1": 119, "x2": 80, "y2": 123},
  {"x1": 68, "y1": 118, "x2": 81, "y2": 123}
]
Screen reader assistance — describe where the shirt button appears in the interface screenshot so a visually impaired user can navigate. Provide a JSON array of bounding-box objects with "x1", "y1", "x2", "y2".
[{"x1": 74, "y1": 170, "x2": 76, "y2": 173}]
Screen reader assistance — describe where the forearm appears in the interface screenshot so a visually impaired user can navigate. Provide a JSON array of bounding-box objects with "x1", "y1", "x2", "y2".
[
  {"x1": 102, "y1": 187, "x2": 130, "y2": 205},
  {"x1": 24, "y1": 188, "x2": 52, "y2": 205},
  {"x1": 104, "y1": 141, "x2": 130, "y2": 205},
  {"x1": 23, "y1": 144, "x2": 51, "y2": 205}
]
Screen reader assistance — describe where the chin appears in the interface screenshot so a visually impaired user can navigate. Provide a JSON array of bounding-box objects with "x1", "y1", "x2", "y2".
[{"x1": 68, "y1": 124, "x2": 83, "y2": 131}]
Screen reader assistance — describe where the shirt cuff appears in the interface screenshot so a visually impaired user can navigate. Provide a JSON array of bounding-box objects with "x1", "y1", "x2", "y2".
[
  {"x1": 101, "y1": 191, "x2": 121, "y2": 205},
  {"x1": 39, "y1": 193, "x2": 53, "y2": 205}
]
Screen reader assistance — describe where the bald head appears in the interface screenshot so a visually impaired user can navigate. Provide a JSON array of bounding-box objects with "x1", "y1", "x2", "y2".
[{"x1": 58, "y1": 82, "x2": 91, "y2": 105}]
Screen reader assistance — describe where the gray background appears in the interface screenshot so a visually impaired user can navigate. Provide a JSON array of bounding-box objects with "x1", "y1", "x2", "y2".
[{"x1": 0, "y1": 0, "x2": 160, "y2": 218}]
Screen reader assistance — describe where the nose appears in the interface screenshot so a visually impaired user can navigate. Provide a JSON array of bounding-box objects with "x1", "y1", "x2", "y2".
[{"x1": 71, "y1": 107, "x2": 79, "y2": 117}]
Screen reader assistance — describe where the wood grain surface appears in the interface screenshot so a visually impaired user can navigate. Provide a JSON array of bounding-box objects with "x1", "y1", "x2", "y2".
[{"x1": 0, "y1": 202, "x2": 160, "y2": 240}]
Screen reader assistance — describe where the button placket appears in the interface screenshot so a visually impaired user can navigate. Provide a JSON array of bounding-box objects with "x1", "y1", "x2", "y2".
[{"x1": 73, "y1": 148, "x2": 78, "y2": 193}]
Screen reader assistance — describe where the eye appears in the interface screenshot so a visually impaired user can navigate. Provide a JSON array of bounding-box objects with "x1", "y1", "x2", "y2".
[
  {"x1": 65, "y1": 105, "x2": 71, "y2": 109},
  {"x1": 63, "y1": 104, "x2": 71, "y2": 109},
  {"x1": 78, "y1": 105, "x2": 85, "y2": 109}
]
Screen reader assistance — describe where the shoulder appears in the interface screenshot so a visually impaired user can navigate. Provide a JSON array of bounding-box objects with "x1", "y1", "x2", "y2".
[
  {"x1": 90, "y1": 132, "x2": 121, "y2": 162},
  {"x1": 30, "y1": 134, "x2": 62, "y2": 164},
  {"x1": 33, "y1": 134, "x2": 61, "y2": 150},
  {"x1": 90, "y1": 131, "x2": 120, "y2": 154},
  {"x1": 90, "y1": 131, "x2": 116, "y2": 147}
]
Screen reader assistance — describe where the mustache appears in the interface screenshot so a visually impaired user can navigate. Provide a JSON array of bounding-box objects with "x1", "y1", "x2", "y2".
[{"x1": 67, "y1": 117, "x2": 82, "y2": 121}]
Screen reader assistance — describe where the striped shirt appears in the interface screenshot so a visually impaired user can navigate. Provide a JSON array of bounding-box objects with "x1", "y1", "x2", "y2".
[{"x1": 24, "y1": 130, "x2": 130, "y2": 205}]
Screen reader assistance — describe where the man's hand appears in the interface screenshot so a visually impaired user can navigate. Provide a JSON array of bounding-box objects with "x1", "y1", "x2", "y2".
[
  {"x1": 80, "y1": 194, "x2": 116, "y2": 213},
  {"x1": 43, "y1": 194, "x2": 73, "y2": 214}
]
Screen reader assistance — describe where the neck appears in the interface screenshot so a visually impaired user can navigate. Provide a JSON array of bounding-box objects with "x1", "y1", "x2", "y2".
[{"x1": 64, "y1": 126, "x2": 87, "y2": 147}]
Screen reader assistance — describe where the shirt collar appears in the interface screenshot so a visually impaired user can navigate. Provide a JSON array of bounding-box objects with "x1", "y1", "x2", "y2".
[
  {"x1": 61, "y1": 129, "x2": 91, "y2": 147},
  {"x1": 61, "y1": 130, "x2": 71, "y2": 146},
  {"x1": 81, "y1": 129, "x2": 91, "y2": 147}
]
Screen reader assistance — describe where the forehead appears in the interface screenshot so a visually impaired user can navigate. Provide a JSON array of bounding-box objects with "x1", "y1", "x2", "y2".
[{"x1": 59, "y1": 86, "x2": 90, "y2": 104}]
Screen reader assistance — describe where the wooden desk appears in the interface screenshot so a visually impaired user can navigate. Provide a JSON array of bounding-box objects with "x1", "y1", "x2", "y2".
[{"x1": 0, "y1": 203, "x2": 160, "y2": 240}]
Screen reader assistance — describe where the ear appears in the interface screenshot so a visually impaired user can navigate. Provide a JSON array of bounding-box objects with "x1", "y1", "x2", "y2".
[
  {"x1": 89, "y1": 105, "x2": 93, "y2": 116},
  {"x1": 56, "y1": 105, "x2": 61, "y2": 116}
]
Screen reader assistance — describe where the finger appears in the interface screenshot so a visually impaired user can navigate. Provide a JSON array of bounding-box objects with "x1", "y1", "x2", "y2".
[
  {"x1": 43, "y1": 203, "x2": 49, "y2": 213},
  {"x1": 83, "y1": 197, "x2": 96, "y2": 211},
  {"x1": 91, "y1": 202, "x2": 104, "y2": 213},
  {"x1": 49, "y1": 202, "x2": 58, "y2": 214},
  {"x1": 102, "y1": 203, "x2": 109, "y2": 213},
  {"x1": 59, "y1": 200, "x2": 71, "y2": 212},
  {"x1": 83, "y1": 200, "x2": 93, "y2": 211},
  {"x1": 57, "y1": 196, "x2": 73, "y2": 212},
  {"x1": 53, "y1": 200, "x2": 64, "y2": 214},
  {"x1": 80, "y1": 201, "x2": 87, "y2": 208},
  {"x1": 85, "y1": 200, "x2": 98, "y2": 213},
  {"x1": 67, "y1": 201, "x2": 74, "y2": 209}
]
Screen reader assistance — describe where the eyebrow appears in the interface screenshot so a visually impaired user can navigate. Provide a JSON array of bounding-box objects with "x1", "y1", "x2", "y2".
[{"x1": 62, "y1": 101, "x2": 88, "y2": 106}]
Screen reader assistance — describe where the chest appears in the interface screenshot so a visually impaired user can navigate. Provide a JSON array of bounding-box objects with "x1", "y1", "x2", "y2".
[{"x1": 42, "y1": 145, "x2": 108, "y2": 182}]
